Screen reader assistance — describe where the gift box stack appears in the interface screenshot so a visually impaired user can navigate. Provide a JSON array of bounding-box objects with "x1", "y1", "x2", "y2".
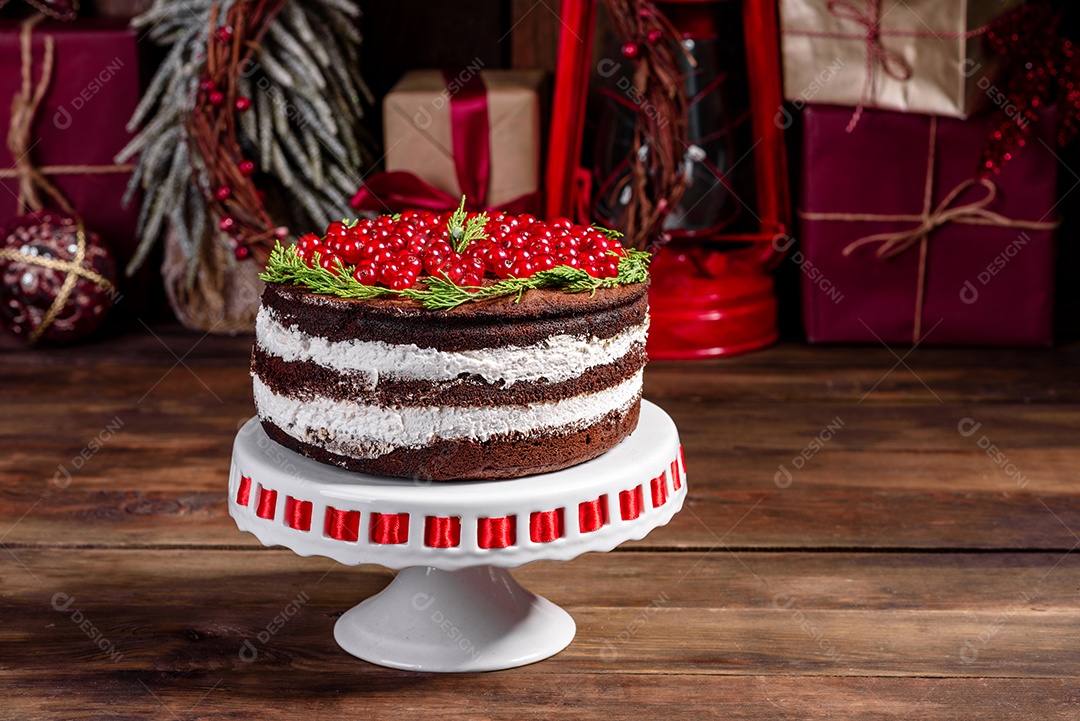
[
  {"x1": 0, "y1": 10, "x2": 142, "y2": 343},
  {"x1": 780, "y1": 0, "x2": 1062, "y2": 346}
]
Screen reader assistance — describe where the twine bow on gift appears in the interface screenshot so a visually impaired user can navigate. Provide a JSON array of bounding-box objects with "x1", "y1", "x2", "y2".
[
  {"x1": 824, "y1": 0, "x2": 911, "y2": 131},
  {"x1": 783, "y1": 0, "x2": 998, "y2": 131},
  {"x1": 799, "y1": 116, "x2": 1060, "y2": 344},
  {"x1": 0, "y1": 16, "x2": 119, "y2": 343}
]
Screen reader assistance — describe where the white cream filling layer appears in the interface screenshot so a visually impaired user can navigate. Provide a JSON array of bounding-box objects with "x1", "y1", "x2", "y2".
[
  {"x1": 255, "y1": 305, "x2": 647, "y2": 388},
  {"x1": 252, "y1": 370, "x2": 643, "y2": 459}
]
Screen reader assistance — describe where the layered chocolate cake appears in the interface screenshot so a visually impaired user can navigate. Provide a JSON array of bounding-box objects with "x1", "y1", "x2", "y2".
[{"x1": 252, "y1": 205, "x2": 650, "y2": 480}]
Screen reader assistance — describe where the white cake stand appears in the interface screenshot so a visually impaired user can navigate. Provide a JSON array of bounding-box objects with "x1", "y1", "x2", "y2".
[{"x1": 228, "y1": 400, "x2": 686, "y2": 672}]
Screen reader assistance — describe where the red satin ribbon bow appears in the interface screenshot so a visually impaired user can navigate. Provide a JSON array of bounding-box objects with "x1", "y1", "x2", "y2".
[{"x1": 351, "y1": 69, "x2": 539, "y2": 215}]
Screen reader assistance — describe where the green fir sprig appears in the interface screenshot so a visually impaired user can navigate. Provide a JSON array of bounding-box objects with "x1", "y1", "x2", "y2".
[
  {"x1": 446, "y1": 196, "x2": 489, "y2": 253},
  {"x1": 259, "y1": 241, "x2": 651, "y2": 311}
]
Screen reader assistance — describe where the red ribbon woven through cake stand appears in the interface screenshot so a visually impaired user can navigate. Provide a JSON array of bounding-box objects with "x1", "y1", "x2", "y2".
[
  {"x1": 650, "y1": 475, "x2": 668, "y2": 508},
  {"x1": 236, "y1": 475, "x2": 252, "y2": 506},
  {"x1": 578, "y1": 496, "x2": 607, "y2": 534},
  {"x1": 530, "y1": 509, "x2": 564, "y2": 543},
  {"x1": 424, "y1": 516, "x2": 461, "y2": 548},
  {"x1": 370, "y1": 513, "x2": 410, "y2": 544},
  {"x1": 325, "y1": 507, "x2": 360, "y2": 542},
  {"x1": 256, "y1": 487, "x2": 277, "y2": 519},
  {"x1": 478, "y1": 516, "x2": 516, "y2": 549},
  {"x1": 285, "y1": 496, "x2": 312, "y2": 531},
  {"x1": 620, "y1": 485, "x2": 644, "y2": 521}
]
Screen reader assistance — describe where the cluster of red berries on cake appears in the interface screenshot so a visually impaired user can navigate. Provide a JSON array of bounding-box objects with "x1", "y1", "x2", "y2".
[
  {"x1": 294, "y1": 209, "x2": 628, "y2": 290},
  {"x1": 252, "y1": 206, "x2": 650, "y2": 481}
]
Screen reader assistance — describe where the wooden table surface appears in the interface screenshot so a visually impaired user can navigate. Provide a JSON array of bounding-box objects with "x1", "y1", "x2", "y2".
[{"x1": 3, "y1": 327, "x2": 1079, "y2": 719}]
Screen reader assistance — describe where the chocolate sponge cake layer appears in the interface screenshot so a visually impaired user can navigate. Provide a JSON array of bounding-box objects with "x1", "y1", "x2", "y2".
[
  {"x1": 262, "y1": 281, "x2": 649, "y2": 351},
  {"x1": 251, "y1": 344, "x2": 648, "y2": 407},
  {"x1": 260, "y1": 403, "x2": 641, "y2": 481},
  {"x1": 252, "y1": 281, "x2": 649, "y2": 480}
]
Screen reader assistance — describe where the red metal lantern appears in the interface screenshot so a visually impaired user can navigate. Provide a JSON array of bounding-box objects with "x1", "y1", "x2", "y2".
[{"x1": 546, "y1": 0, "x2": 791, "y2": 359}]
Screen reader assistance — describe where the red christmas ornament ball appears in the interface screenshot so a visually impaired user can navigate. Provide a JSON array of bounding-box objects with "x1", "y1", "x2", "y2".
[{"x1": 0, "y1": 211, "x2": 117, "y2": 345}]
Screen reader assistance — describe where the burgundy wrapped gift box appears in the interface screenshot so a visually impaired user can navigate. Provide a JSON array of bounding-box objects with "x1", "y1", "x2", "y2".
[
  {"x1": 798, "y1": 104, "x2": 1059, "y2": 346},
  {"x1": 0, "y1": 19, "x2": 140, "y2": 275}
]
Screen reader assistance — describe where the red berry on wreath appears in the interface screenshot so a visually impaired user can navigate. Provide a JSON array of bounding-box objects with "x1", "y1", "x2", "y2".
[
  {"x1": 215, "y1": 26, "x2": 234, "y2": 43},
  {"x1": 234, "y1": 244, "x2": 251, "y2": 261},
  {"x1": 0, "y1": 211, "x2": 117, "y2": 345},
  {"x1": 238, "y1": 160, "x2": 256, "y2": 176},
  {"x1": 218, "y1": 216, "x2": 236, "y2": 232},
  {"x1": 647, "y1": 29, "x2": 663, "y2": 44},
  {"x1": 215, "y1": 185, "x2": 232, "y2": 201},
  {"x1": 235, "y1": 97, "x2": 252, "y2": 112},
  {"x1": 208, "y1": 91, "x2": 225, "y2": 106}
]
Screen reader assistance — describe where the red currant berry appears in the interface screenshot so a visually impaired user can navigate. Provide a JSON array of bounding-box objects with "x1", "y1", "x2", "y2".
[
  {"x1": 338, "y1": 239, "x2": 364, "y2": 264},
  {"x1": 533, "y1": 254, "x2": 556, "y2": 272},
  {"x1": 509, "y1": 260, "x2": 536, "y2": 278},
  {"x1": 320, "y1": 253, "x2": 343, "y2": 275},
  {"x1": 379, "y1": 261, "x2": 403, "y2": 284},
  {"x1": 598, "y1": 257, "x2": 620, "y2": 278},
  {"x1": 353, "y1": 262, "x2": 379, "y2": 285},
  {"x1": 551, "y1": 217, "x2": 573, "y2": 230},
  {"x1": 388, "y1": 276, "x2": 415, "y2": 290},
  {"x1": 401, "y1": 254, "x2": 423, "y2": 274},
  {"x1": 461, "y1": 272, "x2": 483, "y2": 286},
  {"x1": 445, "y1": 265, "x2": 470, "y2": 285},
  {"x1": 326, "y1": 221, "x2": 349, "y2": 237},
  {"x1": 297, "y1": 233, "x2": 321, "y2": 251}
]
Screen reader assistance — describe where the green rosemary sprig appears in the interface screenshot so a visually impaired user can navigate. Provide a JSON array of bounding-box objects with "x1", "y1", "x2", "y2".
[
  {"x1": 446, "y1": 196, "x2": 489, "y2": 253},
  {"x1": 259, "y1": 242, "x2": 650, "y2": 311}
]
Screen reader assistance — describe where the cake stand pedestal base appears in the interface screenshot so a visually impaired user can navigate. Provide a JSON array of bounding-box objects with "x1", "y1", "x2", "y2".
[{"x1": 334, "y1": 565, "x2": 575, "y2": 672}]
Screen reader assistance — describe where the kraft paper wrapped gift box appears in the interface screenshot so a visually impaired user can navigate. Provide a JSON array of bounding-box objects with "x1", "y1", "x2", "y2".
[
  {"x1": 381, "y1": 69, "x2": 545, "y2": 211},
  {"x1": 779, "y1": 0, "x2": 1023, "y2": 119},
  {"x1": 0, "y1": 19, "x2": 140, "y2": 271},
  {"x1": 798, "y1": 103, "x2": 1059, "y2": 347}
]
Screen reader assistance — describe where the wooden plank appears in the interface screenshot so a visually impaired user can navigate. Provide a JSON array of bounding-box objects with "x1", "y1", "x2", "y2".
[
  {"x1": 2, "y1": 674, "x2": 1078, "y2": 721},
  {"x1": 3, "y1": 395, "x2": 1079, "y2": 547},
  {"x1": 4, "y1": 550, "x2": 1078, "y2": 678},
  {"x1": 5, "y1": 336, "x2": 1080, "y2": 404}
]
